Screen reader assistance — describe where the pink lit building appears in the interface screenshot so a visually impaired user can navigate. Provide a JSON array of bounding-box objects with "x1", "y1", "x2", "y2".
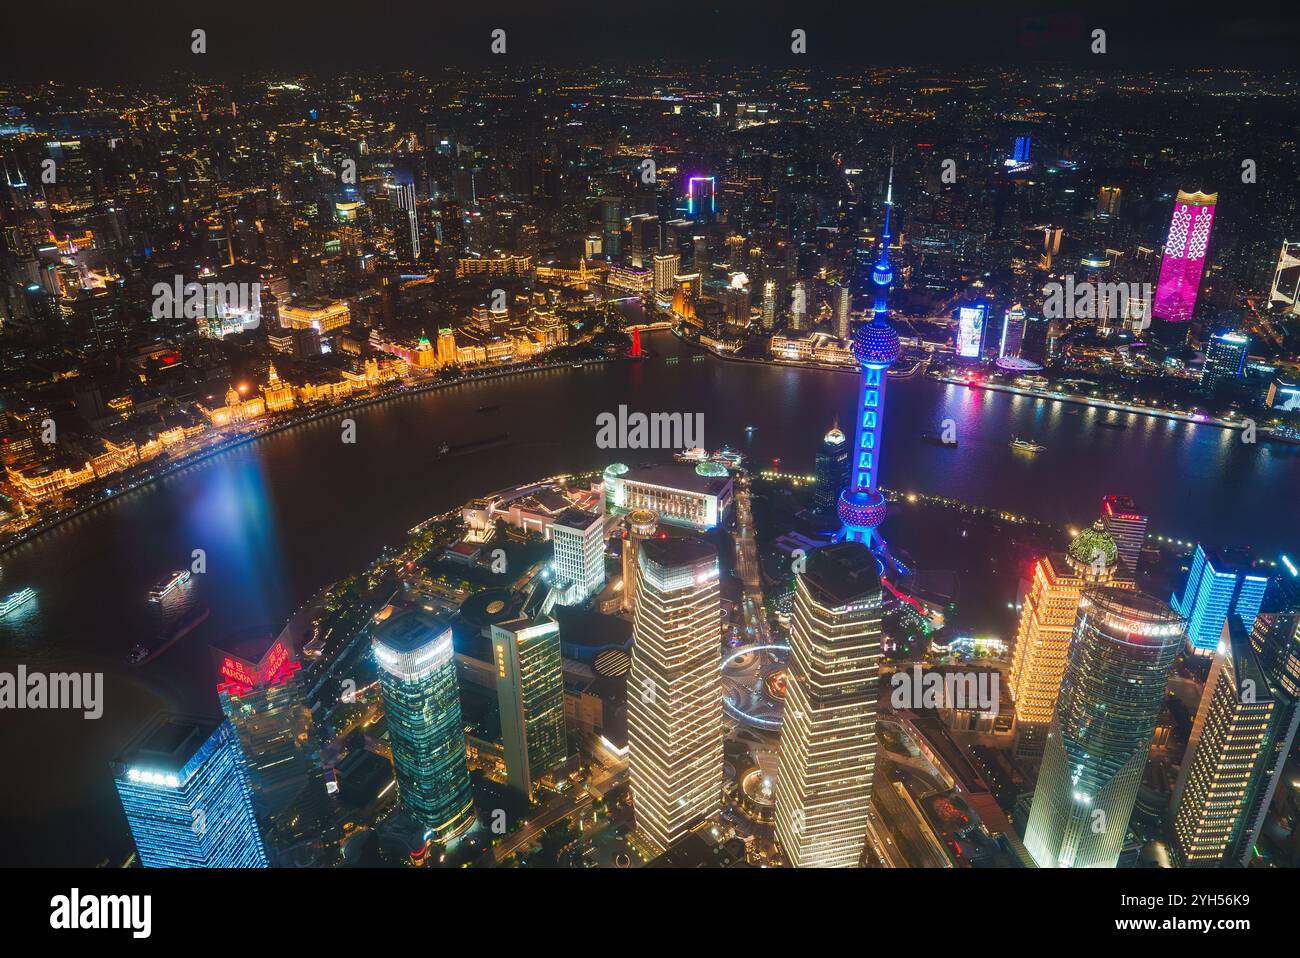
[{"x1": 1152, "y1": 190, "x2": 1217, "y2": 323}]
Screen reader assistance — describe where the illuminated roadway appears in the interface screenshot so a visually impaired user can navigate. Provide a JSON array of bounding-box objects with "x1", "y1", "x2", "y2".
[{"x1": 491, "y1": 776, "x2": 611, "y2": 863}]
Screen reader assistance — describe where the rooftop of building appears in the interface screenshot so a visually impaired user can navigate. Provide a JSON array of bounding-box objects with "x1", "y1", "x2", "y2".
[
  {"x1": 640, "y1": 534, "x2": 717, "y2": 572},
  {"x1": 114, "y1": 712, "x2": 220, "y2": 773},
  {"x1": 209, "y1": 627, "x2": 283, "y2": 665},
  {"x1": 802, "y1": 541, "x2": 882, "y2": 608},
  {"x1": 619, "y1": 461, "x2": 731, "y2": 496},
  {"x1": 552, "y1": 506, "x2": 602, "y2": 530},
  {"x1": 372, "y1": 609, "x2": 452, "y2": 654}
]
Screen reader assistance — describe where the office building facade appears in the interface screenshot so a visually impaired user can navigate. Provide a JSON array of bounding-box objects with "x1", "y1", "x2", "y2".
[
  {"x1": 1009, "y1": 530, "x2": 1133, "y2": 760},
  {"x1": 373, "y1": 611, "x2": 475, "y2": 841},
  {"x1": 628, "y1": 536, "x2": 723, "y2": 854},
  {"x1": 112, "y1": 714, "x2": 268, "y2": 868},
  {"x1": 1172, "y1": 544, "x2": 1269, "y2": 656},
  {"x1": 491, "y1": 617, "x2": 568, "y2": 801},
  {"x1": 1024, "y1": 589, "x2": 1183, "y2": 868},
  {"x1": 774, "y1": 542, "x2": 884, "y2": 867}
]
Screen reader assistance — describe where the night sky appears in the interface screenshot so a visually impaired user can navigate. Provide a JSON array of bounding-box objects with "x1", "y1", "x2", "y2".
[{"x1": 3, "y1": 0, "x2": 1300, "y2": 78}]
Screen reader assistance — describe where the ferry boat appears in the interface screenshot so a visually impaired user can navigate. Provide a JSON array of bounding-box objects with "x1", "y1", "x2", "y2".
[
  {"x1": 1009, "y1": 436, "x2": 1045, "y2": 453},
  {"x1": 148, "y1": 569, "x2": 191, "y2": 602},
  {"x1": 0, "y1": 587, "x2": 35, "y2": 618}
]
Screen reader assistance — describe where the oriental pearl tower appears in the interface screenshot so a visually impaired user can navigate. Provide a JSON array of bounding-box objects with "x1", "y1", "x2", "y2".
[{"x1": 837, "y1": 159, "x2": 902, "y2": 562}]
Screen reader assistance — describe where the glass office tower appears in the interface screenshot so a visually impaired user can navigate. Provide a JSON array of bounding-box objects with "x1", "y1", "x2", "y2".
[
  {"x1": 1024, "y1": 588, "x2": 1183, "y2": 868},
  {"x1": 112, "y1": 713, "x2": 268, "y2": 868},
  {"x1": 1172, "y1": 543, "x2": 1268, "y2": 655},
  {"x1": 373, "y1": 611, "x2": 474, "y2": 842},
  {"x1": 491, "y1": 616, "x2": 568, "y2": 801}
]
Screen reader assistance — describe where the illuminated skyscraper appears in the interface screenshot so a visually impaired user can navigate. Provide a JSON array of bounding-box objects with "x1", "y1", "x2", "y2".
[
  {"x1": 837, "y1": 161, "x2": 901, "y2": 548},
  {"x1": 762, "y1": 279, "x2": 777, "y2": 329},
  {"x1": 393, "y1": 180, "x2": 420, "y2": 260},
  {"x1": 1172, "y1": 544, "x2": 1269, "y2": 656},
  {"x1": 628, "y1": 536, "x2": 723, "y2": 854},
  {"x1": 813, "y1": 420, "x2": 849, "y2": 513},
  {"x1": 686, "y1": 175, "x2": 716, "y2": 223},
  {"x1": 999, "y1": 305, "x2": 1026, "y2": 359},
  {"x1": 212, "y1": 632, "x2": 314, "y2": 827},
  {"x1": 774, "y1": 542, "x2": 883, "y2": 867},
  {"x1": 834, "y1": 283, "x2": 851, "y2": 340},
  {"x1": 1174, "y1": 563, "x2": 1300, "y2": 866},
  {"x1": 1024, "y1": 589, "x2": 1183, "y2": 868},
  {"x1": 491, "y1": 617, "x2": 568, "y2": 802},
  {"x1": 1099, "y1": 495, "x2": 1148, "y2": 575},
  {"x1": 1009, "y1": 530, "x2": 1133, "y2": 761},
  {"x1": 790, "y1": 280, "x2": 807, "y2": 331},
  {"x1": 1097, "y1": 185, "x2": 1122, "y2": 219},
  {"x1": 1200, "y1": 329, "x2": 1249, "y2": 389},
  {"x1": 550, "y1": 507, "x2": 606, "y2": 605},
  {"x1": 372, "y1": 611, "x2": 474, "y2": 842},
  {"x1": 112, "y1": 713, "x2": 268, "y2": 868},
  {"x1": 1153, "y1": 190, "x2": 1216, "y2": 323},
  {"x1": 653, "y1": 253, "x2": 680, "y2": 303},
  {"x1": 1171, "y1": 617, "x2": 1280, "y2": 866}
]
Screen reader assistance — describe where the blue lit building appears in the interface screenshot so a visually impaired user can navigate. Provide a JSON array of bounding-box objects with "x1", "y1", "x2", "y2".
[
  {"x1": 112, "y1": 713, "x2": 268, "y2": 868},
  {"x1": 1201, "y1": 329, "x2": 1248, "y2": 389},
  {"x1": 686, "y1": 175, "x2": 716, "y2": 223},
  {"x1": 373, "y1": 611, "x2": 475, "y2": 842},
  {"x1": 1172, "y1": 544, "x2": 1269, "y2": 655},
  {"x1": 837, "y1": 161, "x2": 901, "y2": 552}
]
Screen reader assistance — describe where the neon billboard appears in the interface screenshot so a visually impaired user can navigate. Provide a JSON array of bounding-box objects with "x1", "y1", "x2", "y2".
[{"x1": 956, "y1": 303, "x2": 987, "y2": 359}]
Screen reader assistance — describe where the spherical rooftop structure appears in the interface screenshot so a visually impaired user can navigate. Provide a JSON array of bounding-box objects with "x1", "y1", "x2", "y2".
[
  {"x1": 852, "y1": 317, "x2": 902, "y2": 369},
  {"x1": 1068, "y1": 527, "x2": 1119, "y2": 569},
  {"x1": 837, "y1": 487, "x2": 888, "y2": 531}
]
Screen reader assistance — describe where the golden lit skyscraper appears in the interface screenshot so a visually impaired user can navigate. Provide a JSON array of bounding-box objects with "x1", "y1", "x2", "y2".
[
  {"x1": 774, "y1": 542, "x2": 883, "y2": 868},
  {"x1": 1009, "y1": 529, "x2": 1132, "y2": 761},
  {"x1": 1171, "y1": 618, "x2": 1277, "y2": 866},
  {"x1": 628, "y1": 536, "x2": 723, "y2": 855}
]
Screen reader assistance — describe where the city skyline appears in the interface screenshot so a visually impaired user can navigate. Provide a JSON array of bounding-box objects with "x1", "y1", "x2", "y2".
[{"x1": 0, "y1": 12, "x2": 1298, "y2": 923}]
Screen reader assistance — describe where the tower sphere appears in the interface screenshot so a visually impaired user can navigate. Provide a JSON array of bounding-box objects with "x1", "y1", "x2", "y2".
[{"x1": 852, "y1": 317, "x2": 901, "y2": 369}]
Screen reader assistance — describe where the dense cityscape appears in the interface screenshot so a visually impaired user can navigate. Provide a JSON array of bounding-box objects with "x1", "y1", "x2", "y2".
[{"x1": 1, "y1": 5, "x2": 1298, "y2": 932}]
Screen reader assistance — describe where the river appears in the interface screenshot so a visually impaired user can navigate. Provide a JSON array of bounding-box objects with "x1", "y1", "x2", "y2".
[{"x1": 2, "y1": 330, "x2": 1297, "y2": 864}]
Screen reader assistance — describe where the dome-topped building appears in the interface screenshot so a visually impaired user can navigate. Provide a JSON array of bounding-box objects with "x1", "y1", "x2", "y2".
[{"x1": 1067, "y1": 527, "x2": 1120, "y2": 574}]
